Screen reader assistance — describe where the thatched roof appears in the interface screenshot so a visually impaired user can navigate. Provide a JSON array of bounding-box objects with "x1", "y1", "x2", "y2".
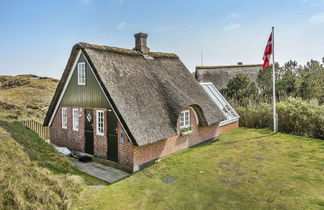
[
  {"x1": 195, "y1": 64, "x2": 262, "y2": 89},
  {"x1": 44, "y1": 43, "x2": 225, "y2": 146}
]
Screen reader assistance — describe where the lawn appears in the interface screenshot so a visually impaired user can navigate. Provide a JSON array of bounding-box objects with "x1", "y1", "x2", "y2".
[{"x1": 76, "y1": 128, "x2": 324, "y2": 210}]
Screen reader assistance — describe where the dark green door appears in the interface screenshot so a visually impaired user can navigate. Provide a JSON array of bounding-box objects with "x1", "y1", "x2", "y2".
[
  {"x1": 107, "y1": 110, "x2": 118, "y2": 162},
  {"x1": 84, "y1": 109, "x2": 94, "y2": 155}
]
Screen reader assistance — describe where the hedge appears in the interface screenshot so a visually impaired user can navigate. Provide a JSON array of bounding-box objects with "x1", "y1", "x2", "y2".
[{"x1": 236, "y1": 98, "x2": 324, "y2": 139}]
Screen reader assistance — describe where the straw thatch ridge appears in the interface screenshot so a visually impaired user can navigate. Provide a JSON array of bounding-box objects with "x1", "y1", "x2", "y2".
[
  {"x1": 196, "y1": 64, "x2": 262, "y2": 69},
  {"x1": 78, "y1": 42, "x2": 179, "y2": 59},
  {"x1": 44, "y1": 43, "x2": 225, "y2": 146}
]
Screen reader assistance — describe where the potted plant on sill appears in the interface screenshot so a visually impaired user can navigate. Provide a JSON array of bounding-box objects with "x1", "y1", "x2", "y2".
[{"x1": 181, "y1": 127, "x2": 192, "y2": 135}]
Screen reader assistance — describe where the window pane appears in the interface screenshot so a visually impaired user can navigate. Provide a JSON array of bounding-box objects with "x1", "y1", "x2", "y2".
[
  {"x1": 78, "y1": 63, "x2": 86, "y2": 85},
  {"x1": 97, "y1": 111, "x2": 104, "y2": 135}
]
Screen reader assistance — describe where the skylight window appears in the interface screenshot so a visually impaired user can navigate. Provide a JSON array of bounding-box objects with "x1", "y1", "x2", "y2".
[{"x1": 200, "y1": 83, "x2": 239, "y2": 126}]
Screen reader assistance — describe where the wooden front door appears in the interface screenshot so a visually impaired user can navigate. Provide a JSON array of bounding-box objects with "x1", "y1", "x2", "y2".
[
  {"x1": 84, "y1": 109, "x2": 94, "y2": 155},
  {"x1": 107, "y1": 109, "x2": 118, "y2": 162}
]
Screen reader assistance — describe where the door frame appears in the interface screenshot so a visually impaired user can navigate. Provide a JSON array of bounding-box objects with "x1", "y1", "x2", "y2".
[
  {"x1": 107, "y1": 109, "x2": 118, "y2": 162},
  {"x1": 84, "y1": 108, "x2": 94, "y2": 155}
]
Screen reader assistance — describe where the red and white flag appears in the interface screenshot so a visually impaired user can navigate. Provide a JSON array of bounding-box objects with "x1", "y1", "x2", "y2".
[{"x1": 262, "y1": 32, "x2": 273, "y2": 69}]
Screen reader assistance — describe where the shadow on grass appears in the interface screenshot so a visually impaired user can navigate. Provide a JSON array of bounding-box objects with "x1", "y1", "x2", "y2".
[
  {"x1": 188, "y1": 138, "x2": 221, "y2": 149},
  {"x1": 0, "y1": 120, "x2": 77, "y2": 174}
]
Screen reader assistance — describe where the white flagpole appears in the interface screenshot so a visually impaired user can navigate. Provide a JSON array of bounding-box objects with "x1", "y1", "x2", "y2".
[{"x1": 272, "y1": 26, "x2": 277, "y2": 132}]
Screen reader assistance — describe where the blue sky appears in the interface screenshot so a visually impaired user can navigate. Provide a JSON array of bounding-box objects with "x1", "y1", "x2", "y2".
[{"x1": 1, "y1": 0, "x2": 324, "y2": 78}]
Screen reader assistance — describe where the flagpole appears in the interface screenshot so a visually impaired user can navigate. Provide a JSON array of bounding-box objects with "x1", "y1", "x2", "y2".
[{"x1": 272, "y1": 26, "x2": 277, "y2": 132}]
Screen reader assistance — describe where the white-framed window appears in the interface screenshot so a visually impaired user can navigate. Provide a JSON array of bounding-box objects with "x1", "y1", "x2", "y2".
[
  {"x1": 120, "y1": 130, "x2": 125, "y2": 144},
  {"x1": 61, "y1": 107, "x2": 67, "y2": 129},
  {"x1": 72, "y1": 108, "x2": 79, "y2": 131},
  {"x1": 180, "y1": 110, "x2": 190, "y2": 129},
  {"x1": 96, "y1": 110, "x2": 104, "y2": 136},
  {"x1": 78, "y1": 62, "x2": 86, "y2": 85}
]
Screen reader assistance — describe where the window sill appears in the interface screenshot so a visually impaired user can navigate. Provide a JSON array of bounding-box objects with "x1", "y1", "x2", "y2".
[{"x1": 181, "y1": 129, "x2": 193, "y2": 136}]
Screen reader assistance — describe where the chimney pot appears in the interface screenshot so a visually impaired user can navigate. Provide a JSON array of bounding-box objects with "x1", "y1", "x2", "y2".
[{"x1": 134, "y1": 32, "x2": 150, "y2": 54}]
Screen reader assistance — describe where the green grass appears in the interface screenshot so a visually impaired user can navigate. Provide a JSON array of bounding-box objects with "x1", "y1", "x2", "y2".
[
  {"x1": 0, "y1": 120, "x2": 105, "y2": 209},
  {"x1": 76, "y1": 128, "x2": 324, "y2": 210}
]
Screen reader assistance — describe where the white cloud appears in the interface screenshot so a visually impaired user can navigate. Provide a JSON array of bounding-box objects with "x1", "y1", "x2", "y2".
[
  {"x1": 227, "y1": 12, "x2": 240, "y2": 19},
  {"x1": 302, "y1": 0, "x2": 324, "y2": 7},
  {"x1": 116, "y1": 21, "x2": 126, "y2": 30},
  {"x1": 224, "y1": 24, "x2": 241, "y2": 30},
  {"x1": 310, "y1": 13, "x2": 324, "y2": 24},
  {"x1": 80, "y1": 0, "x2": 90, "y2": 4}
]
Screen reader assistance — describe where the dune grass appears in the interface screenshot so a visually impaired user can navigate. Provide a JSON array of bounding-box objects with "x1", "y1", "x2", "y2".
[
  {"x1": 0, "y1": 120, "x2": 105, "y2": 209},
  {"x1": 76, "y1": 128, "x2": 324, "y2": 210},
  {"x1": 0, "y1": 75, "x2": 58, "y2": 122}
]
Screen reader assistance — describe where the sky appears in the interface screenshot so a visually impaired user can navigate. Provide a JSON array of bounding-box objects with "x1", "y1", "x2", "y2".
[{"x1": 0, "y1": 0, "x2": 324, "y2": 79}]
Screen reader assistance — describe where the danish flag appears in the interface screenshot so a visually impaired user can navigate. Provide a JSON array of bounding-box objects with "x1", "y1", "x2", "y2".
[{"x1": 262, "y1": 32, "x2": 273, "y2": 69}]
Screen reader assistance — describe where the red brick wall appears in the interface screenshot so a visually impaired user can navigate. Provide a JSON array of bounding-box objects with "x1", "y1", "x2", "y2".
[
  {"x1": 50, "y1": 106, "x2": 85, "y2": 152},
  {"x1": 132, "y1": 108, "x2": 220, "y2": 166},
  {"x1": 92, "y1": 108, "x2": 108, "y2": 158},
  {"x1": 217, "y1": 121, "x2": 239, "y2": 135},
  {"x1": 50, "y1": 106, "x2": 238, "y2": 171},
  {"x1": 117, "y1": 122, "x2": 133, "y2": 166},
  {"x1": 50, "y1": 106, "x2": 108, "y2": 158}
]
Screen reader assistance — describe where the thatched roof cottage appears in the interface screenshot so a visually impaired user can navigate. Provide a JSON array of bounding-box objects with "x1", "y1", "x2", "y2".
[
  {"x1": 44, "y1": 33, "x2": 238, "y2": 172},
  {"x1": 195, "y1": 63, "x2": 262, "y2": 89}
]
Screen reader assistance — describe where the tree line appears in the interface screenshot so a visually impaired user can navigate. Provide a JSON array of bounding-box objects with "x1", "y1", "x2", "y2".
[
  {"x1": 221, "y1": 58, "x2": 324, "y2": 106},
  {"x1": 220, "y1": 58, "x2": 324, "y2": 139}
]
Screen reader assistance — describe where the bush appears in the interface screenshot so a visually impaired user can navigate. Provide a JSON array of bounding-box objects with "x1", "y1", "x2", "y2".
[{"x1": 236, "y1": 98, "x2": 324, "y2": 139}]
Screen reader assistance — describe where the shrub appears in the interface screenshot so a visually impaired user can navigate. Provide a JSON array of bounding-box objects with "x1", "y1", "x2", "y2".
[{"x1": 236, "y1": 98, "x2": 324, "y2": 139}]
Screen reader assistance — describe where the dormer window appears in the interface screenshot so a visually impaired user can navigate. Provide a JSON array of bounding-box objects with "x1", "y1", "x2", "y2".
[
  {"x1": 78, "y1": 62, "x2": 86, "y2": 85},
  {"x1": 180, "y1": 110, "x2": 190, "y2": 129}
]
